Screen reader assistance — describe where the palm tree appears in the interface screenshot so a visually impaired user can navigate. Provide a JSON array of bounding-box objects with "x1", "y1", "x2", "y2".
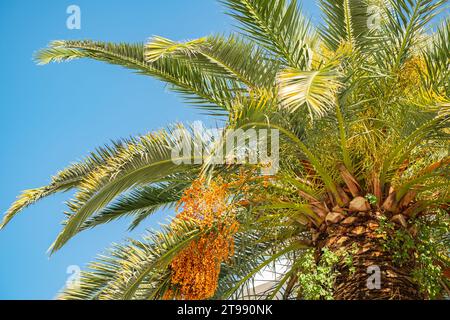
[{"x1": 2, "y1": 0, "x2": 449, "y2": 300}]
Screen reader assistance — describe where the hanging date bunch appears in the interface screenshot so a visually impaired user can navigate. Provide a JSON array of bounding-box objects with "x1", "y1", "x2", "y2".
[{"x1": 165, "y1": 178, "x2": 240, "y2": 300}]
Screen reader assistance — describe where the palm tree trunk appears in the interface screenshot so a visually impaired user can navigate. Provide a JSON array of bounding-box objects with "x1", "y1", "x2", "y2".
[{"x1": 317, "y1": 211, "x2": 423, "y2": 300}]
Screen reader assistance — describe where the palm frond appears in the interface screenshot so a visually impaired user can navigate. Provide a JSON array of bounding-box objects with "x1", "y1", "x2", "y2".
[
  {"x1": 1, "y1": 140, "x2": 132, "y2": 229},
  {"x1": 380, "y1": 113, "x2": 449, "y2": 187},
  {"x1": 59, "y1": 218, "x2": 202, "y2": 300},
  {"x1": 36, "y1": 40, "x2": 242, "y2": 114},
  {"x1": 145, "y1": 36, "x2": 208, "y2": 62},
  {"x1": 146, "y1": 34, "x2": 281, "y2": 90},
  {"x1": 421, "y1": 17, "x2": 450, "y2": 97},
  {"x1": 5, "y1": 0, "x2": 450, "y2": 301},
  {"x1": 80, "y1": 180, "x2": 190, "y2": 231},
  {"x1": 50, "y1": 124, "x2": 207, "y2": 253},
  {"x1": 277, "y1": 67, "x2": 342, "y2": 118},
  {"x1": 319, "y1": 0, "x2": 371, "y2": 50}
]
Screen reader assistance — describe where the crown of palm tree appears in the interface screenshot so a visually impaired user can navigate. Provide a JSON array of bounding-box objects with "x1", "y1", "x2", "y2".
[{"x1": 2, "y1": 0, "x2": 449, "y2": 300}]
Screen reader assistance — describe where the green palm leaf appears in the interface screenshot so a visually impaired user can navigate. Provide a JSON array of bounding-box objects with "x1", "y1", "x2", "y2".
[
  {"x1": 145, "y1": 34, "x2": 280, "y2": 89},
  {"x1": 0, "y1": 140, "x2": 133, "y2": 229},
  {"x1": 319, "y1": 0, "x2": 371, "y2": 50},
  {"x1": 59, "y1": 218, "x2": 202, "y2": 300},
  {"x1": 3, "y1": 0, "x2": 449, "y2": 301},
  {"x1": 50, "y1": 125, "x2": 204, "y2": 253},
  {"x1": 36, "y1": 40, "x2": 241, "y2": 113},
  {"x1": 80, "y1": 180, "x2": 190, "y2": 231}
]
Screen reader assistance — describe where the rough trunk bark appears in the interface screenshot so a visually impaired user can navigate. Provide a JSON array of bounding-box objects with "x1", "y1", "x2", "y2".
[{"x1": 316, "y1": 211, "x2": 423, "y2": 300}]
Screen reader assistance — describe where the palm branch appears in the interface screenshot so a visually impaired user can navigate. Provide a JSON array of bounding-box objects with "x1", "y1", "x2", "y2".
[{"x1": 2, "y1": 0, "x2": 449, "y2": 300}]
